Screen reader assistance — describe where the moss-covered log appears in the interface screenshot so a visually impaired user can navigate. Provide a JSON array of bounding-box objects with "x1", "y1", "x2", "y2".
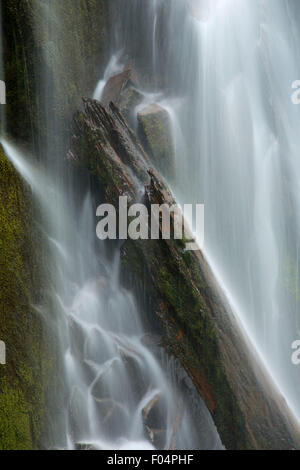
[
  {"x1": 68, "y1": 99, "x2": 300, "y2": 450},
  {"x1": 0, "y1": 145, "x2": 53, "y2": 449}
]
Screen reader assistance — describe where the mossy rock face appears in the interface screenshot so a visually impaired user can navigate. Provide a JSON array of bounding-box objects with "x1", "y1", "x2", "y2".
[
  {"x1": 2, "y1": 0, "x2": 38, "y2": 145},
  {"x1": 0, "y1": 145, "x2": 53, "y2": 449},
  {"x1": 2, "y1": 0, "x2": 109, "y2": 148},
  {"x1": 138, "y1": 104, "x2": 174, "y2": 181}
]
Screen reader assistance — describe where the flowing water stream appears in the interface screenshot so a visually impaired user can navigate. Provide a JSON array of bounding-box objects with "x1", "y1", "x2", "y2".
[
  {"x1": 168, "y1": 0, "x2": 300, "y2": 419},
  {"x1": 2, "y1": 0, "x2": 300, "y2": 450},
  {"x1": 102, "y1": 0, "x2": 300, "y2": 420},
  {"x1": 74, "y1": 0, "x2": 300, "y2": 443},
  {"x1": 0, "y1": 0, "x2": 222, "y2": 451},
  {"x1": 1, "y1": 135, "x2": 221, "y2": 450}
]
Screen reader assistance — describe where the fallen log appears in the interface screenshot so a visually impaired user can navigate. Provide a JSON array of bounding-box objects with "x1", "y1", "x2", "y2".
[{"x1": 68, "y1": 98, "x2": 300, "y2": 450}]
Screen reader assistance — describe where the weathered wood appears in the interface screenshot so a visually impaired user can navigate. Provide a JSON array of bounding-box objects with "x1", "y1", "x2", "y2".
[{"x1": 68, "y1": 98, "x2": 300, "y2": 450}]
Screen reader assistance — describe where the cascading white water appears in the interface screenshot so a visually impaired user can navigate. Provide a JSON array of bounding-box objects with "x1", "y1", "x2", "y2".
[
  {"x1": 93, "y1": 54, "x2": 124, "y2": 101},
  {"x1": 105, "y1": 0, "x2": 300, "y2": 420},
  {"x1": 3, "y1": 0, "x2": 300, "y2": 450},
  {"x1": 102, "y1": 0, "x2": 300, "y2": 417},
  {"x1": 1, "y1": 137, "x2": 221, "y2": 450},
  {"x1": 0, "y1": 0, "x2": 223, "y2": 450},
  {"x1": 170, "y1": 0, "x2": 300, "y2": 419}
]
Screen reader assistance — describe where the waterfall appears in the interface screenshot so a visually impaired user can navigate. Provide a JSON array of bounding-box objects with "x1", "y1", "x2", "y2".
[
  {"x1": 175, "y1": 0, "x2": 300, "y2": 419},
  {"x1": 106, "y1": 0, "x2": 300, "y2": 420},
  {"x1": 1, "y1": 140, "x2": 222, "y2": 448},
  {"x1": 2, "y1": 0, "x2": 300, "y2": 450},
  {"x1": 1, "y1": 124, "x2": 221, "y2": 451},
  {"x1": 0, "y1": 0, "x2": 222, "y2": 451}
]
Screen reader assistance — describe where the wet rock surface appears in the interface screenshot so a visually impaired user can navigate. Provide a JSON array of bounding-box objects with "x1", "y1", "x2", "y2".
[
  {"x1": 0, "y1": 145, "x2": 54, "y2": 449},
  {"x1": 138, "y1": 104, "x2": 174, "y2": 181},
  {"x1": 3, "y1": 0, "x2": 109, "y2": 148},
  {"x1": 101, "y1": 70, "x2": 132, "y2": 108},
  {"x1": 99, "y1": 62, "x2": 174, "y2": 181}
]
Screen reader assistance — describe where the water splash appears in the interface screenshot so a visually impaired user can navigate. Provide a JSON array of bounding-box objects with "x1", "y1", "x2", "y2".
[{"x1": 93, "y1": 53, "x2": 124, "y2": 101}]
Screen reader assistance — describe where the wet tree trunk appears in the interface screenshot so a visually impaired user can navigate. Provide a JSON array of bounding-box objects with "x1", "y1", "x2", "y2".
[{"x1": 68, "y1": 98, "x2": 300, "y2": 450}]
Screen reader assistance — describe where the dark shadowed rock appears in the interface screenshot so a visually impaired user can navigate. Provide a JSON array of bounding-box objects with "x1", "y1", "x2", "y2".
[
  {"x1": 138, "y1": 104, "x2": 174, "y2": 181},
  {"x1": 142, "y1": 393, "x2": 161, "y2": 428},
  {"x1": 68, "y1": 99, "x2": 300, "y2": 450},
  {"x1": 143, "y1": 393, "x2": 167, "y2": 449},
  {"x1": 145, "y1": 426, "x2": 165, "y2": 449}
]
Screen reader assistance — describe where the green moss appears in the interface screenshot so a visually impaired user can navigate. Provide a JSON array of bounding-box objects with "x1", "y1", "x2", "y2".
[
  {"x1": 0, "y1": 382, "x2": 32, "y2": 450},
  {"x1": 0, "y1": 145, "x2": 52, "y2": 449}
]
